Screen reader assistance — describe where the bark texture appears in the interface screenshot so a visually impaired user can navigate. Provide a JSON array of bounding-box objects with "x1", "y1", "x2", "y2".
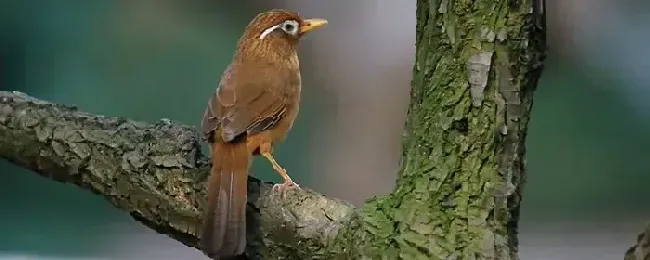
[
  {"x1": 328, "y1": 0, "x2": 545, "y2": 259},
  {"x1": 0, "y1": 0, "x2": 545, "y2": 259},
  {"x1": 0, "y1": 91, "x2": 354, "y2": 260},
  {"x1": 626, "y1": 223, "x2": 650, "y2": 260}
]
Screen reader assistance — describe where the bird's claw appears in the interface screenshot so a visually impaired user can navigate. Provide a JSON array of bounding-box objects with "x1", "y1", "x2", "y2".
[{"x1": 273, "y1": 181, "x2": 300, "y2": 196}]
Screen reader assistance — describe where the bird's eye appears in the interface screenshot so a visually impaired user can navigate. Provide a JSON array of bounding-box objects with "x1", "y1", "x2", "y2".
[
  {"x1": 282, "y1": 20, "x2": 299, "y2": 35},
  {"x1": 260, "y1": 20, "x2": 299, "y2": 39}
]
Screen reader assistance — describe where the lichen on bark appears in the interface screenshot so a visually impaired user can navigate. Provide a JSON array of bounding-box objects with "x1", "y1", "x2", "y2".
[
  {"x1": 328, "y1": 0, "x2": 546, "y2": 259},
  {"x1": 0, "y1": 0, "x2": 545, "y2": 259},
  {"x1": 0, "y1": 91, "x2": 354, "y2": 260}
]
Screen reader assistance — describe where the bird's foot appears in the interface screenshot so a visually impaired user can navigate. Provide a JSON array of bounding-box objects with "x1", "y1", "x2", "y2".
[{"x1": 272, "y1": 180, "x2": 300, "y2": 196}]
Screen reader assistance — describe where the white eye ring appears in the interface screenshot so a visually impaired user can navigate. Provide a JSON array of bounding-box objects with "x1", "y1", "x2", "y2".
[
  {"x1": 259, "y1": 19, "x2": 300, "y2": 39},
  {"x1": 281, "y1": 20, "x2": 299, "y2": 35}
]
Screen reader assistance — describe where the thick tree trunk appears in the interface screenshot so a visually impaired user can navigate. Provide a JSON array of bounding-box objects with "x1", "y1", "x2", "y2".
[
  {"x1": 329, "y1": 0, "x2": 546, "y2": 259},
  {"x1": 0, "y1": 0, "x2": 545, "y2": 259}
]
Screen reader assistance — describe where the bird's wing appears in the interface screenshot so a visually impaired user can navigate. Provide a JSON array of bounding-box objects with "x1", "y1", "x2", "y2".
[
  {"x1": 201, "y1": 65, "x2": 232, "y2": 142},
  {"x1": 202, "y1": 63, "x2": 291, "y2": 143}
]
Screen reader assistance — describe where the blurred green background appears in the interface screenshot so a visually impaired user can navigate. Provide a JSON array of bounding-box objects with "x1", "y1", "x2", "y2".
[{"x1": 1, "y1": 1, "x2": 649, "y2": 259}]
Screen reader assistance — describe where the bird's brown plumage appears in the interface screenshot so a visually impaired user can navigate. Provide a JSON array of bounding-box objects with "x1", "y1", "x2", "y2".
[{"x1": 199, "y1": 9, "x2": 327, "y2": 259}]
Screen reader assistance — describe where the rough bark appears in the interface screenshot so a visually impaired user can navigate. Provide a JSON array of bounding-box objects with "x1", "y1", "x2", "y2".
[
  {"x1": 0, "y1": 91, "x2": 354, "y2": 259},
  {"x1": 626, "y1": 223, "x2": 650, "y2": 260},
  {"x1": 327, "y1": 0, "x2": 545, "y2": 259},
  {"x1": 0, "y1": 0, "x2": 545, "y2": 259}
]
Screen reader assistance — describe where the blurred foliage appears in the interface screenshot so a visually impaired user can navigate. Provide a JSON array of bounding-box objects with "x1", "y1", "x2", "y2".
[{"x1": 524, "y1": 54, "x2": 650, "y2": 221}]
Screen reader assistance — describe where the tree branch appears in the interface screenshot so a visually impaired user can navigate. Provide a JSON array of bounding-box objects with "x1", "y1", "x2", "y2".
[
  {"x1": 0, "y1": 91, "x2": 355, "y2": 259},
  {"x1": 626, "y1": 223, "x2": 650, "y2": 260},
  {"x1": 1, "y1": 0, "x2": 546, "y2": 258}
]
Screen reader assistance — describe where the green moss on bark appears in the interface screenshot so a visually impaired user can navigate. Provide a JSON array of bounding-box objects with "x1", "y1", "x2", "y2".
[
  {"x1": 329, "y1": 0, "x2": 545, "y2": 259},
  {"x1": 0, "y1": 0, "x2": 545, "y2": 258}
]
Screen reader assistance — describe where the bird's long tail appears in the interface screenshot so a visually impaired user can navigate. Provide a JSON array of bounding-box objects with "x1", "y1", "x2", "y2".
[{"x1": 200, "y1": 141, "x2": 249, "y2": 259}]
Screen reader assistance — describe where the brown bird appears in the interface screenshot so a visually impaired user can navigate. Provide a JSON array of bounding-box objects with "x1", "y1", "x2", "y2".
[{"x1": 199, "y1": 9, "x2": 327, "y2": 259}]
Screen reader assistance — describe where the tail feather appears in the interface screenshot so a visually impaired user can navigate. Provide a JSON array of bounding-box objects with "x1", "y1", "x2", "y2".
[{"x1": 200, "y1": 142, "x2": 249, "y2": 259}]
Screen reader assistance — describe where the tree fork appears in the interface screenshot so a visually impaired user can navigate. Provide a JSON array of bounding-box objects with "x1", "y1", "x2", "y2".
[
  {"x1": 0, "y1": 0, "x2": 546, "y2": 259},
  {"x1": 329, "y1": 0, "x2": 546, "y2": 259}
]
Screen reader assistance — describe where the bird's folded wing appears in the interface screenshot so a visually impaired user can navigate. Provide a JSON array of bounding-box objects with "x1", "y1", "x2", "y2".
[
  {"x1": 201, "y1": 65, "x2": 234, "y2": 142},
  {"x1": 201, "y1": 63, "x2": 290, "y2": 143},
  {"x1": 220, "y1": 86, "x2": 286, "y2": 142}
]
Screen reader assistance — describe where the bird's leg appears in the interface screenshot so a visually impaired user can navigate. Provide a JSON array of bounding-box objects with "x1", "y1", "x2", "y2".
[{"x1": 258, "y1": 142, "x2": 299, "y2": 193}]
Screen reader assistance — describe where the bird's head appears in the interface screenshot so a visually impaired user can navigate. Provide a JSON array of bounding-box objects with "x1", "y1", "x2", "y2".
[{"x1": 235, "y1": 9, "x2": 328, "y2": 60}]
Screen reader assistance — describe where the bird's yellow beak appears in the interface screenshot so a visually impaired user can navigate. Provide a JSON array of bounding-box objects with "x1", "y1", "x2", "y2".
[{"x1": 300, "y1": 18, "x2": 328, "y2": 34}]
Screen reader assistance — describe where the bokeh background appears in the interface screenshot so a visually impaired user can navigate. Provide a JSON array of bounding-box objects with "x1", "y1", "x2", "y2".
[{"x1": 1, "y1": 1, "x2": 649, "y2": 259}]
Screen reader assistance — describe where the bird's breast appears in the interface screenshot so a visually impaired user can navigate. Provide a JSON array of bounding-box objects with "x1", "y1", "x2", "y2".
[{"x1": 278, "y1": 62, "x2": 301, "y2": 96}]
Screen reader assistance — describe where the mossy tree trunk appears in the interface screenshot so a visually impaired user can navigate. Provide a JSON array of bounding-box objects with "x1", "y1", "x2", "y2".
[
  {"x1": 0, "y1": 0, "x2": 545, "y2": 259},
  {"x1": 330, "y1": 0, "x2": 546, "y2": 259}
]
